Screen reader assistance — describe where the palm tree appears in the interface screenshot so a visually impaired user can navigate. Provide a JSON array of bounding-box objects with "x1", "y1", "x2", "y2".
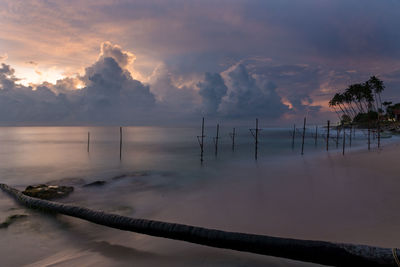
[
  {"x1": 329, "y1": 95, "x2": 342, "y2": 119},
  {"x1": 368, "y1": 76, "x2": 385, "y2": 111},
  {"x1": 361, "y1": 82, "x2": 374, "y2": 112},
  {"x1": 343, "y1": 90, "x2": 357, "y2": 118},
  {"x1": 349, "y1": 83, "x2": 366, "y2": 113}
]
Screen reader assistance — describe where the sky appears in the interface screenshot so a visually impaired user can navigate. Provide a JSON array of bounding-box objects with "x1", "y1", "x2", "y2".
[{"x1": 1, "y1": 0, "x2": 400, "y2": 126}]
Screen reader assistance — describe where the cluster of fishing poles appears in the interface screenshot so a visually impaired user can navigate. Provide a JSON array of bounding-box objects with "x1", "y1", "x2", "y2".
[
  {"x1": 197, "y1": 116, "x2": 383, "y2": 163},
  {"x1": 197, "y1": 117, "x2": 260, "y2": 162}
]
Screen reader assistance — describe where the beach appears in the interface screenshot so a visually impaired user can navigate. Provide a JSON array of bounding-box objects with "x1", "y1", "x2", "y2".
[{"x1": 1, "y1": 126, "x2": 400, "y2": 266}]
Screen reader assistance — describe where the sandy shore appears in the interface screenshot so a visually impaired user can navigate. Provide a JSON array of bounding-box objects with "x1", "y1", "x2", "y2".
[{"x1": 2, "y1": 142, "x2": 400, "y2": 266}]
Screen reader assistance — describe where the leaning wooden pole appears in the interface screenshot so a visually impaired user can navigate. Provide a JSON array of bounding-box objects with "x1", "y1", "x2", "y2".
[
  {"x1": 0, "y1": 183, "x2": 398, "y2": 267},
  {"x1": 301, "y1": 117, "x2": 306, "y2": 155}
]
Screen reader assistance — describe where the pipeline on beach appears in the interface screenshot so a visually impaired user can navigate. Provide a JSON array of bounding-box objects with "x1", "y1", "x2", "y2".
[{"x1": 1, "y1": 183, "x2": 399, "y2": 267}]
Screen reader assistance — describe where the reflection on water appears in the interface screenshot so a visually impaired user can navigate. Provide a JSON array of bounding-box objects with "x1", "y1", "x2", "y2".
[
  {"x1": 0, "y1": 126, "x2": 386, "y2": 184},
  {"x1": 0, "y1": 126, "x2": 398, "y2": 266}
]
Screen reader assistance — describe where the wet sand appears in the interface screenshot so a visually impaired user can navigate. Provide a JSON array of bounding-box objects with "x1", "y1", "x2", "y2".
[{"x1": 2, "y1": 142, "x2": 400, "y2": 266}]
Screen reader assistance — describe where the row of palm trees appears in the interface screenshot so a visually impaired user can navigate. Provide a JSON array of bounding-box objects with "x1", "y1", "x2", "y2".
[{"x1": 328, "y1": 76, "x2": 385, "y2": 121}]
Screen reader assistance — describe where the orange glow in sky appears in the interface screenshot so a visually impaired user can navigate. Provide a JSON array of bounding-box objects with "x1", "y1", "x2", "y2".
[{"x1": 14, "y1": 66, "x2": 65, "y2": 86}]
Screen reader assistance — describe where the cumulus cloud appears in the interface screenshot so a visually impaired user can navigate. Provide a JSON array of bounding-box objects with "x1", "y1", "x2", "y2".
[
  {"x1": 147, "y1": 63, "x2": 200, "y2": 121},
  {"x1": 200, "y1": 64, "x2": 289, "y2": 119},
  {"x1": 4, "y1": 40, "x2": 380, "y2": 125},
  {"x1": 79, "y1": 55, "x2": 155, "y2": 123},
  {"x1": 0, "y1": 43, "x2": 157, "y2": 124},
  {"x1": 198, "y1": 72, "x2": 227, "y2": 115},
  {"x1": 0, "y1": 63, "x2": 71, "y2": 123},
  {"x1": 0, "y1": 63, "x2": 19, "y2": 91},
  {"x1": 99, "y1": 41, "x2": 136, "y2": 68},
  {"x1": 2, "y1": 1, "x2": 400, "y2": 125},
  {"x1": 0, "y1": 43, "x2": 327, "y2": 125}
]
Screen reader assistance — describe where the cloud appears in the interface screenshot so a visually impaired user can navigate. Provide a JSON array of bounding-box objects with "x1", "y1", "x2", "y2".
[
  {"x1": 147, "y1": 63, "x2": 200, "y2": 121},
  {"x1": 4, "y1": 0, "x2": 400, "y2": 79},
  {"x1": 0, "y1": 63, "x2": 71, "y2": 123},
  {"x1": 0, "y1": 54, "x2": 8, "y2": 62},
  {"x1": 79, "y1": 55, "x2": 156, "y2": 123},
  {"x1": 198, "y1": 72, "x2": 227, "y2": 114},
  {"x1": 0, "y1": 43, "x2": 157, "y2": 124},
  {"x1": 217, "y1": 64, "x2": 289, "y2": 119},
  {"x1": 2, "y1": 38, "x2": 399, "y2": 125},
  {"x1": 2, "y1": 1, "x2": 400, "y2": 125},
  {"x1": 0, "y1": 63, "x2": 18, "y2": 91},
  {"x1": 0, "y1": 48, "x2": 291, "y2": 125},
  {"x1": 99, "y1": 41, "x2": 136, "y2": 68}
]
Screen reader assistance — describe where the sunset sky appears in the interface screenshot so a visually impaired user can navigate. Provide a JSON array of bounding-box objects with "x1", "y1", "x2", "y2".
[{"x1": 1, "y1": 0, "x2": 400, "y2": 125}]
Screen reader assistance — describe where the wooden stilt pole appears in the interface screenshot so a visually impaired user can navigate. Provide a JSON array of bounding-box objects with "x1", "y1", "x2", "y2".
[
  {"x1": 336, "y1": 125, "x2": 339, "y2": 148},
  {"x1": 229, "y1": 127, "x2": 236, "y2": 151},
  {"x1": 349, "y1": 124, "x2": 352, "y2": 148},
  {"x1": 214, "y1": 124, "x2": 219, "y2": 156},
  {"x1": 255, "y1": 119, "x2": 259, "y2": 160},
  {"x1": 119, "y1": 127, "x2": 122, "y2": 160},
  {"x1": 249, "y1": 119, "x2": 260, "y2": 160},
  {"x1": 342, "y1": 128, "x2": 346, "y2": 155},
  {"x1": 326, "y1": 120, "x2": 330, "y2": 151},
  {"x1": 197, "y1": 118, "x2": 205, "y2": 163},
  {"x1": 291, "y1": 124, "x2": 295, "y2": 150},
  {"x1": 315, "y1": 125, "x2": 318, "y2": 146},
  {"x1": 378, "y1": 120, "x2": 381, "y2": 148},
  {"x1": 87, "y1": 132, "x2": 90, "y2": 153},
  {"x1": 368, "y1": 125, "x2": 371, "y2": 151},
  {"x1": 301, "y1": 117, "x2": 306, "y2": 155}
]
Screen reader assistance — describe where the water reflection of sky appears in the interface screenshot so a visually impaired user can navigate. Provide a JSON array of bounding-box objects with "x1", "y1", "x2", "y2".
[{"x1": 1, "y1": 126, "x2": 400, "y2": 266}]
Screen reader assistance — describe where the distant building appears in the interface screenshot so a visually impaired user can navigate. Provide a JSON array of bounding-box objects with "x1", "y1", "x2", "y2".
[{"x1": 393, "y1": 109, "x2": 400, "y2": 121}]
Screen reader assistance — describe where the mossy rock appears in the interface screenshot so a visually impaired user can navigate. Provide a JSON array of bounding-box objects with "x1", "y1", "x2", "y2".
[
  {"x1": 23, "y1": 184, "x2": 74, "y2": 200},
  {"x1": 0, "y1": 214, "x2": 28, "y2": 229}
]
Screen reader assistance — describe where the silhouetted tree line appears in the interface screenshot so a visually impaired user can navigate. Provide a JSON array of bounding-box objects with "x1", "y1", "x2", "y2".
[{"x1": 328, "y1": 76, "x2": 399, "y2": 127}]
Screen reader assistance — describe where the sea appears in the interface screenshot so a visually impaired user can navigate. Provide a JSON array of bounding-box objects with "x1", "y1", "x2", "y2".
[{"x1": 0, "y1": 126, "x2": 398, "y2": 266}]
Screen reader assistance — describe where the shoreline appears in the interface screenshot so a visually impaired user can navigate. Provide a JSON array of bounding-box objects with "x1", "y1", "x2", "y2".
[{"x1": 2, "y1": 129, "x2": 400, "y2": 266}]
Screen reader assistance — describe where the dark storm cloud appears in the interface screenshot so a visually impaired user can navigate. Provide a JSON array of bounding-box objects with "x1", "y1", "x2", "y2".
[
  {"x1": 239, "y1": 0, "x2": 400, "y2": 61},
  {"x1": 217, "y1": 64, "x2": 289, "y2": 118},
  {"x1": 2, "y1": 1, "x2": 400, "y2": 124}
]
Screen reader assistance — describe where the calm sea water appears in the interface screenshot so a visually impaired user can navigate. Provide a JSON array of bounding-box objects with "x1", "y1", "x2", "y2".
[
  {"x1": 0, "y1": 126, "x2": 398, "y2": 266},
  {"x1": 0, "y1": 125, "x2": 384, "y2": 185}
]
